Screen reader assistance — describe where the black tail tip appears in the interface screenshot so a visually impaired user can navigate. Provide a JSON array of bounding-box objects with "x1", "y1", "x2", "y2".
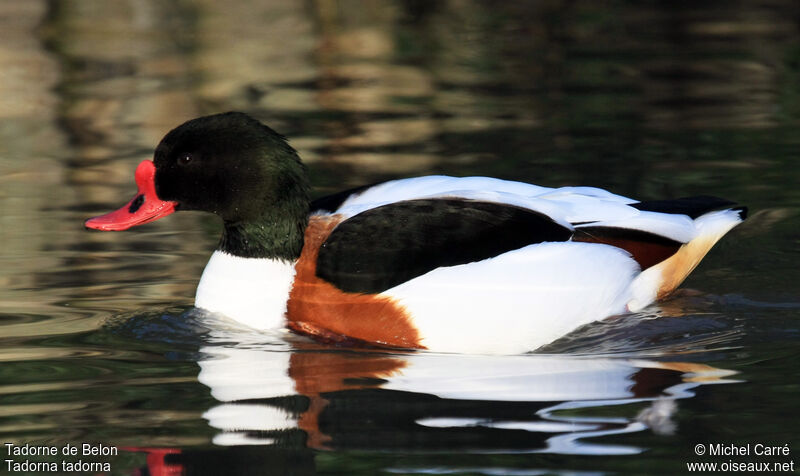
[{"x1": 732, "y1": 206, "x2": 748, "y2": 220}]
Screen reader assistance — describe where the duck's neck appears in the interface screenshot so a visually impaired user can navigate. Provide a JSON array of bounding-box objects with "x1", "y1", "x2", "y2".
[
  {"x1": 195, "y1": 156, "x2": 310, "y2": 327},
  {"x1": 219, "y1": 212, "x2": 308, "y2": 261},
  {"x1": 217, "y1": 180, "x2": 310, "y2": 260}
]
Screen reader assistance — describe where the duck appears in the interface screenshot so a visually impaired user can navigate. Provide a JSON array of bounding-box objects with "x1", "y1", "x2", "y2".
[{"x1": 85, "y1": 112, "x2": 746, "y2": 354}]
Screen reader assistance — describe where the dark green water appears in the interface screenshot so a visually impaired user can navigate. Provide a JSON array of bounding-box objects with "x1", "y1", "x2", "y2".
[{"x1": 1, "y1": 1, "x2": 798, "y2": 474}]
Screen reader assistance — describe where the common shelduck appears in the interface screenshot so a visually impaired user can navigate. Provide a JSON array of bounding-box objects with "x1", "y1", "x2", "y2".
[{"x1": 86, "y1": 112, "x2": 746, "y2": 354}]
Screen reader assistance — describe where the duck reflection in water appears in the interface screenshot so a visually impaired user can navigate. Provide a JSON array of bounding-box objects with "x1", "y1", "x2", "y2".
[
  {"x1": 198, "y1": 342, "x2": 735, "y2": 454},
  {"x1": 124, "y1": 308, "x2": 737, "y2": 474}
]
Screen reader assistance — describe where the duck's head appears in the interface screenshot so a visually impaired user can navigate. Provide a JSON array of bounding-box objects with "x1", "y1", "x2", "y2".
[{"x1": 86, "y1": 112, "x2": 310, "y2": 259}]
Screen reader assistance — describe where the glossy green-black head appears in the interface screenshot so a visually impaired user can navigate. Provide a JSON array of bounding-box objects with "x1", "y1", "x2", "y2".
[
  {"x1": 86, "y1": 112, "x2": 311, "y2": 260},
  {"x1": 154, "y1": 112, "x2": 309, "y2": 223}
]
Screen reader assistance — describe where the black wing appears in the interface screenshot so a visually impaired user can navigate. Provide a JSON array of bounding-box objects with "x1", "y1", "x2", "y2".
[
  {"x1": 316, "y1": 199, "x2": 573, "y2": 294},
  {"x1": 631, "y1": 195, "x2": 746, "y2": 219}
]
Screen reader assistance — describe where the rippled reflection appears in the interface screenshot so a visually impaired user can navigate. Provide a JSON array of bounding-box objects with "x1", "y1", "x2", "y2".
[{"x1": 197, "y1": 341, "x2": 737, "y2": 455}]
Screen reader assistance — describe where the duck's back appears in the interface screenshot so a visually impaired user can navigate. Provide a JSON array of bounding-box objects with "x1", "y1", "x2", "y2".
[{"x1": 286, "y1": 176, "x2": 745, "y2": 353}]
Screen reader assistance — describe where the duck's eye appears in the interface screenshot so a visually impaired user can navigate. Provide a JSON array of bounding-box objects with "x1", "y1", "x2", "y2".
[{"x1": 177, "y1": 153, "x2": 194, "y2": 166}]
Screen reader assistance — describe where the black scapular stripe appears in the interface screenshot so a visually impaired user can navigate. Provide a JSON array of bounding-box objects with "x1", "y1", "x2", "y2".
[
  {"x1": 316, "y1": 199, "x2": 573, "y2": 294},
  {"x1": 631, "y1": 195, "x2": 746, "y2": 219}
]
